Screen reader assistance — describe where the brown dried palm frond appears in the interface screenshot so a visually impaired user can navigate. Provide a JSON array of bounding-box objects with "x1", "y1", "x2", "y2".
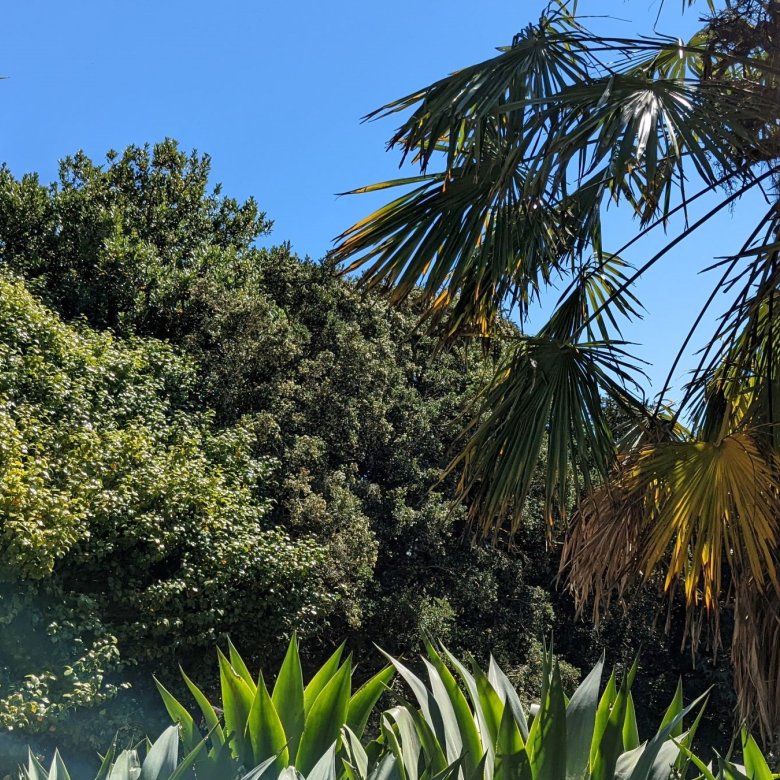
[
  {"x1": 564, "y1": 428, "x2": 780, "y2": 624},
  {"x1": 561, "y1": 475, "x2": 648, "y2": 624},
  {"x1": 732, "y1": 581, "x2": 780, "y2": 750}
]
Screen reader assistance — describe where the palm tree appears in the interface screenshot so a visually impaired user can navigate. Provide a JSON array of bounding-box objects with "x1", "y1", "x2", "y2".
[{"x1": 333, "y1": 0, "x2": 780, "y2": 747}]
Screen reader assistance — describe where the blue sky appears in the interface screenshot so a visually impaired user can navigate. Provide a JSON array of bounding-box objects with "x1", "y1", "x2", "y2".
[{"x1": 1, "y1": 1, "x2": 762, "y2": 397}]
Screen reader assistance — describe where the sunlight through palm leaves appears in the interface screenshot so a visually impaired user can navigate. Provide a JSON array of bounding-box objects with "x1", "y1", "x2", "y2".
[{"x1": 335, "y1": 0, "x2": 780, "y2": 746}]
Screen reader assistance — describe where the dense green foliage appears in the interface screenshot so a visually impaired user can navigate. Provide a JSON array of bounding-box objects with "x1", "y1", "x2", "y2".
[
  {"x1": 0, "y1": 275, "x2": 327, "y2": 763},
  {"x1": 0, "y1": 141, "x2": 733, "y2": 768}
]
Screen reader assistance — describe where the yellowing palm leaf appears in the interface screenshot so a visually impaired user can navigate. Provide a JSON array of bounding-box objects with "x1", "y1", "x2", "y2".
[{"x1": 566, "y1": 431, "x2": 780, "y2": 617}]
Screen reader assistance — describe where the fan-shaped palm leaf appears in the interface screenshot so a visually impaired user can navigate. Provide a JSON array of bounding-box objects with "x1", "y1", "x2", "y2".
[
  {"x1": 565, "y1": 426, "x2": 780, "y2": 619},
  {"x1": 450, "y1": 335, "x2": 642, "y2": 534}
]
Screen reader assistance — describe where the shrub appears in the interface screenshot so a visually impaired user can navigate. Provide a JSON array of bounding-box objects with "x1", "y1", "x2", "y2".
[{"x1": 0, "y1": 276, "x2": 328, "y2": 763}]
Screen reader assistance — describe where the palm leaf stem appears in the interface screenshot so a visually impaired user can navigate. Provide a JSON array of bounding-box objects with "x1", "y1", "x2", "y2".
[{"x1": 655, "y1": 204, "x2": 778, "y2": 420}]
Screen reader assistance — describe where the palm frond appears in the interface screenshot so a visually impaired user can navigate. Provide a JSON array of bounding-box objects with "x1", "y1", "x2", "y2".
[
  {"x1": 732, "y1": 582, "x2": 780, "y2": 747},
  {"x1": 449, "y1": 335, "x2": 643, "y2": 535},
  {"x1": 634, "y1": 431, "x2": 780, "y2": 608},
  {"x1": 565, "y1": 427, "x2": 780, "y2": 620},
  {"x1": 542, "y1": 254, "x2": 643, "y2": 341},
  {"x1": 335, "y1": 13, "x2": 770, "y2": 347}
]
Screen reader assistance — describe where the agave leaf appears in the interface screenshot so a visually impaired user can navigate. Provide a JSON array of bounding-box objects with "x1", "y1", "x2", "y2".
[
  {"x1": 431, "y1": 757, "x2": 469, "y2": 780},
  {"x1": 422, "y1": 657, "x2": 465, "y2": 766},
  {"x1": 227, "y1": 638, "x2": 257, "y2": 693},
  {"x1": 379, "y1": 649, "x2": 448, "y2": 754},
  {"x1": 674, "y1": 743, "x2": 717, "y2": 780},
  {"x1": 198, "y1": 739, "x2": 238, "y2": 780},
  {"x1": 342, "y1": 725, "x2": 370, "y2": 780},
  {"x1": 488, "y1": 656, "x2": 529, "y2": 741},
  {"x1": 181, "y1": 668, "x2": 226, "y2": 747},
  {"x1": 109, "y1": 751, "x2": 141, "y2": 780},
  {"x1": 238, "y1": 756, "x2": 279, "y2": 780},
  {"x1": 347, "y1": 665, "x2": 395, "y2": 739},
  {"x1": 380, "y1": 716, "x2": 407, "y2": 780},
  {"x1": 658, "y1": 680, "x2": 683, "y2": 739},
  {"x1": 247, "y1": 671, "x2": 290, "y2": 770},
  {"x1": 472, "y1": 663, "x2": 504, "y2": 751},
  {"x1": 623, "y1": 694, "x2": 640, "y2": 752},
  {"x1": 526, "y1": 652, "x2": 567, "y2": 780},
  {"x1": 304, "y1": 643, "x2": 346, "y2": 717},
  {"x1": 424, "y1": 642, "x2": 483, "y2": 778},
  {"x1": 590, "y1": 666, "x2": 631, "y2": 780},
  {"x1": 307, "y1": 742, "x2": 339, "y2": 780},
  {"x1": 168, "y1": 738, "x2": 209, "y2": 780},
  {"x1": 155, "y1": 677, "x2": 199, "y2": 754},
  {"x1": 367, "y1": 754, "x2": 401, "y2": 780},
  {"x1": 383, "y1": 707, "x2": 423, "y2": 780},
  {"x1": 297, "y1": 657, "x2": 352, "y2": 775},
  {"x1": 218, "y1": 648, "x2": 255, "y2": 766},
  {"x1": 25, "y1": 751, "x2": 48, "y2": 780},
  {"x1": 442, "y1": 644, "x2": 495, "y2": 774},
  {"x1": 625, "y1": 692, "x2": 707, "y2": 780},
  {"x1": 46, "y1": 751, "x2": 73, "y2": 780},
  {"x1": 95, "y1": 740, "x2": 118, "y2": 780},
  {"x1": 565, "y1": 655, "x2": 603, "y2": 780},
  {"x1": 273, "y1": 634, "x2": 306, "y2": 761},
  {"x1": 741, "y1": 730, "x2": 773, "y2": 780},
  {"x1": 614, "y1": 744, "x2": 646, "y2": 780},
  {"x1": 496, "y1": 704, "x2": 524, "y2": 757},
  {"x1": 496, "y1": 748, "x2": 531, "y2": 780},
  {"x1": 390, "y1": 695, "x2": 449, "y2": 776},
  {"x1": 646, "y1": 740, "x2": 680, "y2": 780},
  {"x1": 717, "y1": 755, "x2": 750, "y2": 780},
  {"x1": 673, "y1": 700, "x2": 707, "y2": 774},
  {"x1": 140, "y1": 726, "x2": 179, "y2": 780}
]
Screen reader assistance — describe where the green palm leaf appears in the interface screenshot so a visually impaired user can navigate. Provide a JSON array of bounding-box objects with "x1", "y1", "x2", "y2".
[{"x1": 450, "y1": 336, "x2": 642, "y2": 532}]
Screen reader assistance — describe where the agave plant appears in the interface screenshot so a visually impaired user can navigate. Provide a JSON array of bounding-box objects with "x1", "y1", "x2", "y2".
[
  {"x1": 21, "y1": 725, "x2": 205, "y2": 780},
  {"x1": 24, "y1": 638, "x2": 772, "y2": 780},
  {"x1": 154, "y1": 635, "x2": 394, "y2": 779},
  {"x1": 373, "y1": 642, "x2": 706, "y2": 780}
]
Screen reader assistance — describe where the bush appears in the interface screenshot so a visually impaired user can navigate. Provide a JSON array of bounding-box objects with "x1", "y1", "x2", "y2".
[{"x1": 0, "y1": 276, "x2": 328, "y2": 765}]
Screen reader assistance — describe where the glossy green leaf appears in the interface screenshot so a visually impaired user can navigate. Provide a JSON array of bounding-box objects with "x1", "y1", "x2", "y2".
[
  {"x1": 565, "y1": 654, "x2": 603, "y2": 780},
  {"x1": 155, "y1": 677, "x2": 198, "y2": 754},
  {"x1": 297, "y1": 657, "x2": 352, "y2": 775},
  {"x1": 247, "y1": 671, "x2": 290, "y2": 770},
  {"x1": 273, "y1": 633, "x2": 306, "y2": 761},
  {"x1": 526, "y1": 654, "x2": 567, "y2": 780},
  {"x1": 488, "y1": 655, "x2": 529, "y2": 741},
  {"x1": 304, "y1": 643, "x2": 346, "y2": 717},
  {"x1": 424, "y1": 642, "x2": 483, "y2": 777},
  {"x1": 741, "y1": 730, "x2": 773, "y2": 780},
  {"x1": 228, "y1": 638, "x2": 257, "y2": 693},
  {"x1": 347, "y1": 665, "x2": 395, "y2": 739},
  {"x1": 140, "y1": 726, "x2": 179, "y2": 780},
  {"x1": 218, "y1": 648, "x2": 255, "y2": 766},
  {"x1": 181, "y1": 668, "x2": 226, "y2": 748},
  {"x1": 623, "y1": 695, "x2": 640, "y2": 752}
]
